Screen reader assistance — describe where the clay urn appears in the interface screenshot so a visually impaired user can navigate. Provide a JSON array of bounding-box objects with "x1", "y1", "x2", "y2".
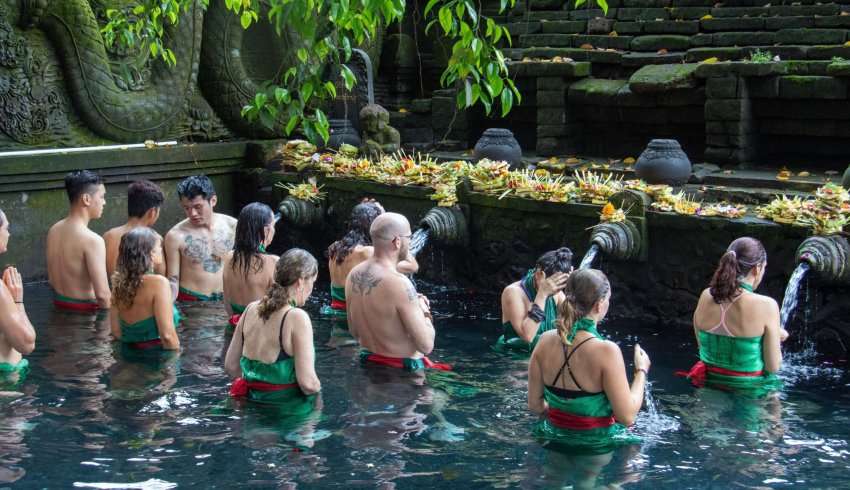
[
  {"x1": 635, "y1": 139, "x2": 692, "y2": 186},
  {"x1": 473, "y1": 128, "x2": 523, "y2": 169},
  {"x1": 842, "y1": 164, "x2": 850, "y2": 190},
  {"x1": 327, "y1": 119, "x2": 362, "y2": 150}
]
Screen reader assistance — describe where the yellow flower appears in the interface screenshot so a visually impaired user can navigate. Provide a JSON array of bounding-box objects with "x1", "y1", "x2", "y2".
[{"x1": 602, "y1": 202, "x2": 616, "y2": 217}]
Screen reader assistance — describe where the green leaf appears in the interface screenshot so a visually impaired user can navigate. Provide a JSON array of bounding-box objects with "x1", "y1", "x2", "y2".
[
  {"x1": 150, "y1": 42, "x2": 159, "y2": 57},
  {"x1": 241, "y1": 11, "x2": 253, "y2": 28},
  {"x1": 297, "y1": 48, "x2": 308, "y2": 63},
  {"x1": 465, "y1": 1, "x2": 477, "y2": 24},
  {"x1": 324, "y1": 81, "x2": 337, "y2": 99},
  {"x1": 500, "y1": 87, "x2": 513, "y2": 117},
  {"x1": 464, "y1": 79, "x2": 473, "y2": 107},
  {"x1": 424, "y1": 0, "x2": 440, "y2": 16},
  {"x1": 439, "y1": 7, "x2": 453, "y2": 34},
  {"x1": 574, "y1": 0, "x2": 587, "y2": 8},
  {"x1": 285, "y1": 115, "x2": 300, "y2": 135},
  {"x1": 596, "y1": 0, "x2": 609, "y2": 14},
  {"x1": 341, "y1": 65, "x2": 356, "y2": 90},
  {"x1": 275, "y1": 87, "x2": 288, "y2": 104},
  {"x1": 302, "y1": 81, "x2": 314, "y2": 103}
]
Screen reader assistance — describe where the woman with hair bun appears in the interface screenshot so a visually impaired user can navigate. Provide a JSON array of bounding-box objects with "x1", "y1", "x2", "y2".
[
  {"x1": 528, "y1": 269, "x2": 648, "y2": 452},
  {"x1": 496, "y1": 247, "x2": 573, "y2": 354},
  {"x1": 111, "y1": 227, "x2": 180, "y2": 350},
  {"x1": 224, "y1": 248, "x2": 321, "y2": 408},
  {"x1": 682, "y1": 237, "x2": 784, "y2": 392}
]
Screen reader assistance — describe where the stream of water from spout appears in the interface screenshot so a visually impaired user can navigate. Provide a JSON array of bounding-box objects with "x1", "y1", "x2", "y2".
[
  {"x1": 409, "y1": 228, "x2": 431, "y2": 257},
  {"x1": 635, "y1": 380, "x2": 679, "y2": 445},
  {"x1": 780, "y1": 262, "x2": 811, "y2": 330},
  {"x1": 579, "y1": 243, "x2": 600, "y2": 270}
]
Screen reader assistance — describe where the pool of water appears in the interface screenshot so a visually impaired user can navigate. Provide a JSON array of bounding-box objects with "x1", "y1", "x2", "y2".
[{"x1": 3, "y1": 281, "x2": 850, "y2": 488}]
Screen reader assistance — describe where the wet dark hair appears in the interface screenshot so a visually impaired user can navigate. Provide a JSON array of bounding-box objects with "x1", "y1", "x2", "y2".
[
  {"x1": 557, "y1": 269, "x2": 610, "y2": 345},
  {"x1": 709, "y1": 237, "x2": 767, "y2": 303},
  {"x1": 176, "y1": 175, "x2": 215, "y2": 201},
  {"x1": 127, "y1": 180, "x2": 164, "y2": 218},
  {"x1": 258, "y1": 248, "x2": 318, "y2": 321},
  {"x1": 536, "y1": 247, "x2": 574, "y2": 276},
  {"x1": 112, "y1": 227, "x2": 159, "y2": 309},
  {"x1": 327, "y1": 202, "x2": 383, "y2": 264},
  {"x1": 232, "y1": 202, "x2": 274, "y2": 277},
  {"x1": 65, "y1": 170, "x2": 103, "y2": 203}
]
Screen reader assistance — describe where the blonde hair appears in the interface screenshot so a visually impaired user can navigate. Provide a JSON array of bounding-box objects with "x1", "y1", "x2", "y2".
[
  {"x1": 257, "y1": 248, "x2": 318, "y2": 321},
  {"x1": 556, "y1": 269, "x2": 610, "y2": 345}
]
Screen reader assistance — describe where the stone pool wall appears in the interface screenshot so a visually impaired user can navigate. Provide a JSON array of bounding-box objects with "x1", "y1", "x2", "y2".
[{"x1": 260, "y1": 170, "x2": 850, "y2": 353}]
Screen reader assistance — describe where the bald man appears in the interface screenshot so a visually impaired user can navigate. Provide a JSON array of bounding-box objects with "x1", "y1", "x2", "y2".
[{"x1": 346, "y1": 213, "x2": 450, "y2": 371}]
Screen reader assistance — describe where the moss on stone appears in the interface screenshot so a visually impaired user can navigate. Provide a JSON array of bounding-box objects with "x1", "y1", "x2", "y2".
[{"x1": 628, "y1": 63, "x2": 699, "y2": 93}]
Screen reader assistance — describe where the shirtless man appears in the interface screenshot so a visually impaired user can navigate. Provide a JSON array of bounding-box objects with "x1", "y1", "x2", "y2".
[
  {"x1": 347, "y1": 213, "x2": 449, "y2": 371},
  {"x1": 46, "y1": 170, "x2": 111, "y2": 311},
  {"x1": 164, "y1": 175, "x2": 236, "y2": 301},
  {"x1": 104, "y1": 180, "x2": 165, "y2": 278},
  {"x1": 0, "y1": 209, "x2": 36, "y2": 380}
]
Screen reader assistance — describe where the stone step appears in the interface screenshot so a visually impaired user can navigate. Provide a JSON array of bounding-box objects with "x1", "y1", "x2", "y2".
[
  {"x1": 522, "y1": 47, "x2": 626, "y2": 63},
  {"x1": 519, "y1": 33, "x2": 635, "y2": 49}
]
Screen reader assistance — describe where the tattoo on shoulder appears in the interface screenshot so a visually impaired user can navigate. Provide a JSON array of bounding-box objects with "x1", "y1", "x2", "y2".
[
  {"x1": 350, "y1": 267, "x2": 381, "y2": 296},
  {"x1": 405, "y1": 283, "x2": 417, "y2": 302}
]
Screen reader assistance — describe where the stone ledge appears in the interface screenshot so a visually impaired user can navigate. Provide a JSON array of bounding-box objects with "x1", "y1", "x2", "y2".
[
  {"x1": 508, "y1": 60, "x2": 592, "y2": 77},
  {"x1": 778, "y1": 75, "x2": 848, "y2": 98},
  {"x1": 695, "y1": 61, "x2": 787, "y2": 78},
  {"x1": 629, "y1": 63, "x2": 700, "y2": 93}
]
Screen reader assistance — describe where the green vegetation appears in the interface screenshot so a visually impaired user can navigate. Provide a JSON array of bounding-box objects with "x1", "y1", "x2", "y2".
[
  {"x1": 100, "y1": 0, "x2": 520, "y2": 144},
  {"x1": 749, "y1": 48, "x2": 774, "y2": 63}
]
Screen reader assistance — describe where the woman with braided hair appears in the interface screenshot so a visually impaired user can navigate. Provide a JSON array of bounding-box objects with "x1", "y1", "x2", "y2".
[
  {"x1": 528, "y1": 269, "x2": 648, "y2": 452},
  {"x1": 224, "y1": 248, "x2": 321, "y2": 409},
  {"x1": 323, "y1": 199, "x2": 417, "y2": 325},
  {"x1": 110, "y1": 227, "x2": 180, "y2": 350},
  {"x1": 681, "y1": 237, "x2": 784, "y2": 393}
]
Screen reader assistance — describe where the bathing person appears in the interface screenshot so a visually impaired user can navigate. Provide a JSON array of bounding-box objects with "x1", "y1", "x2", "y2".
[
  {"x1": 104, "y1": 180, "x2": 165, "y2": 278},
  {"x1": 325, "y1": 199, "x2": 417, "y2": 321},
  {"x1": 110, "y1": 227, "x2": 180, "y2": 350},
  {"x1": 46, "y1": 170, "x2": 111, "y2": 311},
  {"x1": 164, "y1": 175, "x2": 236, "y2": 301},
  {"x1": 347, "y1": 213, "x2": 449, "y2": 371},
  {"x1": 223, "y1": 202, "x2": 278, "y2": 331},
  {"x1": 497, "y1": 248, "x2": 572, "y2": 354},
  {"x1": 225, "y1": 249, "x2": 321, "y2": 405},
  {"x1": 682, "y1": 237, "x2": 783, "y2": 392},
  {"x1": 528, "y1": 269, "x2": 648, "y2": 452},
  {"x1": 0, "y1": 210, "x2": 37, "y2": 381}
]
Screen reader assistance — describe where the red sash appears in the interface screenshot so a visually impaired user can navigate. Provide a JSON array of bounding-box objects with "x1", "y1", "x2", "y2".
[
  {"x1": 675, "y1": 361, "x2": 764, "y2": 387},
  {"x1": 363, "y1": 352, "x2": 452, "y2": 371},
  {"x1": 177, "y1": 290, "x2": 198, "y2": 302},
  {"x1": 547, "y1": 408, "x2": 615, "y2": 430},
  {"x1": 228, "y1": 314, "x2": 241, "y2": 327},
  {"x1": 330, "y1": 299, "x2": 346, "y2": 311},
  {"x1": 53, "y1": 300, "x2": 99, "y2": 312},
  {"x1": 127, "y1": 338, "x2": 163, "y2": 350},
  {"x1": 229, "y1": 377, "x2": 299, "y2": 397}
]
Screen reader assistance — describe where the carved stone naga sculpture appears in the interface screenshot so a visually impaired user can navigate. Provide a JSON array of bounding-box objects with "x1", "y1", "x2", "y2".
[{"x1": 16, "y1": 0, "x2": 300, "y2": 142}]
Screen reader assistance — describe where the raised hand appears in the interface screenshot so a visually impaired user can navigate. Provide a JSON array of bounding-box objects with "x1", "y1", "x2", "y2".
[
  {"x1": 2, "y1": 266, "x2": 23, "y2": 303},
  {"x1": 535, "y1": 270, "x2": 569, "y2": 297}
]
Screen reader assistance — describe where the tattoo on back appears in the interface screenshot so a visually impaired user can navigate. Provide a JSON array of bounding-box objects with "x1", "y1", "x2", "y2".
[
  {"x1": 350, "y1": 267, "x2": 381, "y2": 295},
  {"x1": 406, "y1": 283, "x2": 417, "y2": 302}
]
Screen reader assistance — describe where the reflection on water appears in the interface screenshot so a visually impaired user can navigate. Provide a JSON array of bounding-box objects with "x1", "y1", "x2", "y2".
[{"x1": 3, "y1": 282, "x2": 850, "y2": 487}]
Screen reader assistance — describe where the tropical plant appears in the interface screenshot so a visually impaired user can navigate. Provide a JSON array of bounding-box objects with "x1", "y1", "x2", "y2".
[{"x1": 100, "y1": 0, "x2": 520, "y2": 144}]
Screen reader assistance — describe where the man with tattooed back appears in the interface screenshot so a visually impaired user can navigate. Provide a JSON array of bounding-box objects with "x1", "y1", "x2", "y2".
[
  {"x1": 164, "y1": 175, "x2": 236, "y2": 302},
  {"x1": 347, "y1": 213, "x2": 450, "y2": 371}
]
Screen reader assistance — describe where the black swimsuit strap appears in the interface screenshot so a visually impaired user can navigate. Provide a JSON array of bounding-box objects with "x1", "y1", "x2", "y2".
[
  {"x1": 278, "y1": 309, "x2": 293, "y2": 357},
  {"x1": 550, "y1": 336, "x2": 597, "y2": 392}
]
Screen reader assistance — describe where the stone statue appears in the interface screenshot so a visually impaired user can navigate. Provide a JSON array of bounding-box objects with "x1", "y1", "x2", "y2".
[{"x1": 359, "y1": 103, "x2": 400, "y2": 157}]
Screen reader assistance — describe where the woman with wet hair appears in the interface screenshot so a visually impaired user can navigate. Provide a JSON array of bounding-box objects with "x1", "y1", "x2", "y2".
[
  {"x1": 111, "y1": 227, "x2": 180, "y2": 350},
  {"x1": 682, "y1": 237, "x2": 783, "y2": 392},
  {"x1": 528, "y1": 269, "x2": 648, "y2": 452},
  {"x1": 323, "y1": 200, "x2": 417, "y2": 325},
  {"x1": 223, "y1": 202, "x2": 278, "y2": 332},
  {"x1": 496, "y1": 247, "x2": 573, "y2": 354},
  {"x1": 225, "y1": 248, "x2": 321, "y2": 408}
]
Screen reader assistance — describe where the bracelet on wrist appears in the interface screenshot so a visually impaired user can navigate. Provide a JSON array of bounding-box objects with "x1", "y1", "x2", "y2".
[
  {"x1": 527, "y1": 303, "x2": 546, "y2": 323},
  {"x1": 635, "y1": 367, "x2": 648, "y2": 377},
  {"x1": 14, "y1": 301, "x2": 23, "y2": 304}
]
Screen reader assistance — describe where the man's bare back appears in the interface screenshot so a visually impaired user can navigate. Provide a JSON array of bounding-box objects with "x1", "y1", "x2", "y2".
[
  {"x1": 47, "y1": 218, "x2": 109, "y2": 304},
  {"x1": 104, "y1": 224, "x2": 165, "y2": 279},
  {"x1": 165, "y1": 213, "x2": 236, "y2": 296}
]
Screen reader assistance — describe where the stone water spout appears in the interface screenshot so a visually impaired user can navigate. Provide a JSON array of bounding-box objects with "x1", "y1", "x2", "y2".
[
  {"x1": 278, "y1": 196, "x2": 324, "y2": 229},
  {"x1": 795, "y1": 235, "x2": 850, "y2": 284},
  {"x1": 418, "y1": 206, "x2": 469, "y2": 248},
  {"x1": 580, "y1": 190, "x2": 649, "y2": 269}
]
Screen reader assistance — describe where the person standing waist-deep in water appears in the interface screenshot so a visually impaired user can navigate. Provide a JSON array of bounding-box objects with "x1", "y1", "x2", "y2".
[
  {"x1": 164, "y1": 175, "x2": 236, "y2": 302},
  {"x1": 324, "y1": 200, "x2": 418, "y2": 325},
  {"x1": 0, "y1": 209, "x2": 36, "y2": 383},
  {"x1": 682, "y1": 237, "x2": 785, "y2": 393},
  {"x1": 497, "y1": 247, "x2": 572, "y2": 355},
  {"x1": 225, "y1": 248, "x2": 321, "y2": 408},
  {"x1": 46, "y1": 170, "x2": 111, "y2": 312},
  {"x1": 346, "y1": 212, "x2": 449, "y2": 371},
  {"x1": 528, "y1": 269, "x2": 649, "y2": 452},
  {"x1": 104, "y1": 180, "x2": 166, "y2": 280},
  {"x1": 110, "y1": 227, "x2": 180, "y2": 350},
  {"x1": 223, "y1": 203, "x2": 279, "y2": 332}
]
